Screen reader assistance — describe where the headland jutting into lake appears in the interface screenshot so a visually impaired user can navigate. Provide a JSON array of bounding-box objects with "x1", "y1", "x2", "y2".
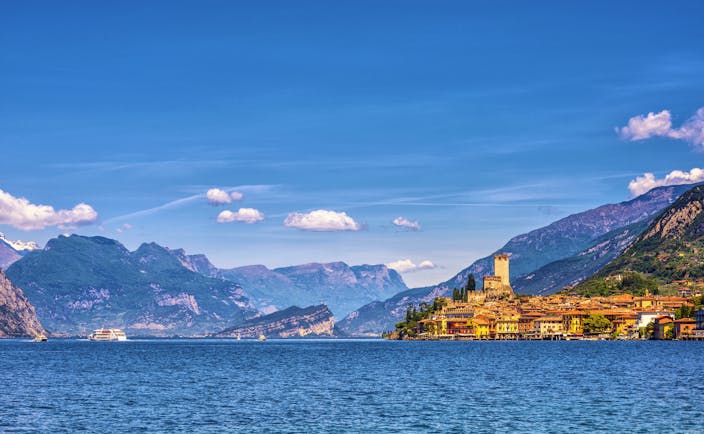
[{"x1": 386, "y1": 254, "x2": 704, "y2": 341}]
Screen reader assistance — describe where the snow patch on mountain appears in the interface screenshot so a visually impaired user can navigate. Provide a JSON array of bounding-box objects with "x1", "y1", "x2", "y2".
[{"x1": 0, "y1": 232, "x2": 40, "y2": 252}]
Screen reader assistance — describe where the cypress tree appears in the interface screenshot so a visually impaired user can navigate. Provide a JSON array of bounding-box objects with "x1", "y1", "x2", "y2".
[{"x1": 466, "y1": 274, "x2": 476, "y2": 292}]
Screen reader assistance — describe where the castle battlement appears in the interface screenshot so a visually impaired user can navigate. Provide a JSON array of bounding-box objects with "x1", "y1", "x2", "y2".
[{"x1": 482, "y1": 253, "x2": 513, "y2": 299}]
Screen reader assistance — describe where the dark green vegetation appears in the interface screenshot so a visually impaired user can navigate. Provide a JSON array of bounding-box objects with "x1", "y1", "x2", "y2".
[
  {"x1": 384, "y1": 298, "x2": 447, "y2": 339},
  {"x1": 569, "y1": 272, "x2": 660, "y2": 297},
  {"x1": 573, "y1": 185, "x2": 704, "y2": 296},
  {"x1": 451, "y1": 274, "x2": 476, "y2": 301},
  {"x1": 675, "y1": 296, "x2": 704, "y2": 319},
  {"x1": 6, "y1": 235, "x2": 257, "y2": 336}
]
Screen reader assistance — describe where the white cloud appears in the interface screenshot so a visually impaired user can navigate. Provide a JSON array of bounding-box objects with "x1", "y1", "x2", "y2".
[
  {"x1": 216, "y1": 208, "x2": 264, "y2": 224},
  {"x1": 0, "y1": 189, "x2": 98, "y2": 231},
  {"x1": 283, "y1": 210, "x2": 361, "y2": 232},
  {"x1": 628, "y1": 168, "x2": 704, "y2": 197},
  {"x1": 115, "y1": 223, "x2": 133, "y2": 234},
  {"x1": 617, "y1": 110, "x2": 673, "y2": 141},
  {"x1": 206, "y1": 188, "x2": 244, "y2": 205},
  {"x1": 386, "y1": 259, "x2": 437, "y2": 274},
  {"x1": 617, "y1": 108, "x2": 704, "y2": 147},
  {"x1": 392, "y1": 216, "x2": 421, "y2": 231},
  {"x1": 669, "y1": 108, "x2": 704, "y2": 147}
]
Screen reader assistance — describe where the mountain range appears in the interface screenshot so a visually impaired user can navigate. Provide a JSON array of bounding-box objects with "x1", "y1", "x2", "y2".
[
  {"x1": 6, "y1": 235, "x2": 258, "y2": 336},
  {"x1": 337, "y1": 183, "x2": 695, "y2": 335},
  {"x1": 216, "y1": 262, "x2": 406, "y2": 317},
  {"x1": 166, "y1": 249, "x2": 407, "y2": 317},
  {"x1": 3, "y1": 234, "x2": 407, "y2": 336}
]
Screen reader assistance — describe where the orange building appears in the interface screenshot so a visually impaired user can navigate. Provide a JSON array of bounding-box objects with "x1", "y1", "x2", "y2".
[
  {"x1": 653, "y1": 316, "x2": 674, "y2": 340},
  {"x1": 673, "y1": 318, "x2": 697, "y2": 339}
]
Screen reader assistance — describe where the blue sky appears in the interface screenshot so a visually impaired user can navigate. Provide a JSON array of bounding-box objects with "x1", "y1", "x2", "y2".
[{"x1": 2, "y1": 1, "x2": 704, "y2": 286}]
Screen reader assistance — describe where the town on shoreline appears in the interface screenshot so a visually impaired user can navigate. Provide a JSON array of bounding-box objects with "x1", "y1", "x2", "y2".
[{"x1": 385, "y1": 254, "x2": 704, "y2": 341}]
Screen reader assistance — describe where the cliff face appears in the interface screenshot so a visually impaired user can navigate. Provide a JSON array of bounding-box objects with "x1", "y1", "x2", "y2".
[
  {"x1": 0, "y1": 270, "x2": 45, "y2": 338},
  {"x1": 212, "y1": 305, "x2": 334, "y2": 339}
]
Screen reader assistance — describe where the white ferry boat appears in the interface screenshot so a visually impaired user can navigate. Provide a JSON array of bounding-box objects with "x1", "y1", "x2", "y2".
[{"x1": 87, "y1": 328, "x2": 127, "y2": 341}]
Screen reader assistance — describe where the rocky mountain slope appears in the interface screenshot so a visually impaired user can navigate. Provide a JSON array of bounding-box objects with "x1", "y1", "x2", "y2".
[
  {"x1": 512, "y1": 220, "x2": 649, "y2": 295},
  {"x1": 0, "y1": 269, "x2": 46, "y2": 338},
  {"x1": 337, "y1": 184, "x2": 694, "y2": 336},
  {"x1": 177, "y1": 253, "x2": 408, "y2": 317},
  {"x1": 6, "y1": 235, "x2": 258, "y2": 336},
  {"x1": 212, "y1": 304, "x2": 334, "y2": 338},
  {"x1": 590, "y1": 184, "x2": 704, "y2": 284},
  {"x1": 0, "y1": 241, "x2": 22, "y2": 270}
]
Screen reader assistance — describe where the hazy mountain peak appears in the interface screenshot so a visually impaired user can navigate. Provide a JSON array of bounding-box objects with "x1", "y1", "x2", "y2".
[{"x1": 0, "y1": 232, "x2": 40, "y2": 252}]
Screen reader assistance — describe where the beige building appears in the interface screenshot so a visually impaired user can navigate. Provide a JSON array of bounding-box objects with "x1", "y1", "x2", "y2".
[{"x1": 535, "y1": 316, "x2": 564, "y2": 336}]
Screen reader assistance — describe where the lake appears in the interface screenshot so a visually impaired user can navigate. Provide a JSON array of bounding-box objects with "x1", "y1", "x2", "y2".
[{"x1": 0, "y1": 339, "x2": 702, "y2": 433}]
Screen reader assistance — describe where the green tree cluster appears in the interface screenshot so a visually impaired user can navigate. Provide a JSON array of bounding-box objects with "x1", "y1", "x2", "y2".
[
  {"x1": 572, "y1": 272, "x2": 659, "y2": 297},
  {"x1": 675, "y1": 304, "x2": 697, "y2": 320},
  {"x1": 452, "y1": 274, "x2": 476, "y2": 301},
  {"x1": 391, "y1": 298, "x2": 448, "y2": 339},
  {"x1": 583, "y1": 314, "x2": 612, "y2": 334}
]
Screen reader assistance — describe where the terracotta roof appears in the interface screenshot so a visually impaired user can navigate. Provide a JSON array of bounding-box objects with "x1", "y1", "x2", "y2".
[
  {"x1": 536, "y1": 316, "x2": 562, "y2": 322},
  {"x1": 610, "y1": 294, "x2": 634, "y2": 302}
]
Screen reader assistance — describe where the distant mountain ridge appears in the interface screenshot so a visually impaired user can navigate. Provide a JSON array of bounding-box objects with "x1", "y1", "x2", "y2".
[
  {"x1": 6, "y1": 235, "x2": 258, "y2": 336},
  {"x1": 337, "y1": 184, "x2": 696, "y2": 336},
  {"x1": 174, "y1": 252, "x2": 408, "y2": 317}
]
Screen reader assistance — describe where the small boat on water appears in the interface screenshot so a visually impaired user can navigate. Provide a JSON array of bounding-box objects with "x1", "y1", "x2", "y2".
[
  {"x1": 257, "y1": 334, "x2": 266, "y2": 341},
  {"x1": 87, "y1": 328, "x2": 127, "y2": 341},
  {"x1": 32, "y1": 333, "x2": 48, "y2": 342}
]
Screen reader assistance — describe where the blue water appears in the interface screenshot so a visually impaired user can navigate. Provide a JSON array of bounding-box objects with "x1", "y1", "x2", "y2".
[{"x1": 0, "y1": 339, "x2": 702, "y2": 433}]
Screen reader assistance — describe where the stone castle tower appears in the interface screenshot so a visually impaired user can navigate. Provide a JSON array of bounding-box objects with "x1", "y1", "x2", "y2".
[
  {"x1": 494, "y1": 253, "x2": 510, "y2": 286},
  {"x1": 482, "y1": 253, "x2": 513, "y2": 298}
]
